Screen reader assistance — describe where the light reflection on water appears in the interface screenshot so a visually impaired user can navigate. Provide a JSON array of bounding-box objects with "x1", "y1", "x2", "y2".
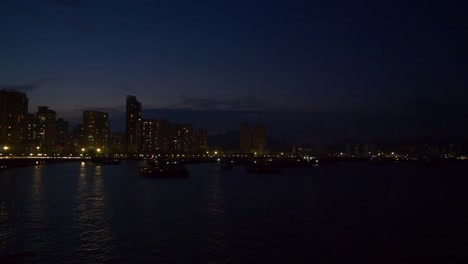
[
  {"x1": 74, "y1": 163, "x2": 115, "y2": 262},
  {"x1": 0, "y1": 200, "x2": 11, "y2": 251},
  {"x1": 0, "y1": 162, "x2": 466, "y2": 263},
  {"x1": 204, "y1": 169, "x2": 230, "y2": 259},
  {"x1": 26, "y1": 166, "x2": 49, "y2": 253}
]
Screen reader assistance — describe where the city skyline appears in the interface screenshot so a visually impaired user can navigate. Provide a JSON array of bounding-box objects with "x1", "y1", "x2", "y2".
[
  {"x1": 1, "y1": 0, "x2": 466, "y2": 144},
  {"x1": 1, "y1": 87, "x2": 467, "y2": 157},
  {"x1": 1, "y1": 87, "x2": 467, "y2": 151},
  {"x1": 1, "y1": 2, "x2": 467, "y2": 262},
  {"x1": 0, "y1": 89, "x2": 210, "y2": 155}
]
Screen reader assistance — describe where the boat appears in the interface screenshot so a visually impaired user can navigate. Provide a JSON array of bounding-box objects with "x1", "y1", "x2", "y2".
[
  {"x1": 369, "y1": 157, "x2": 395, "y2": 165},
  {"x1": 220, "y1": 160, "x2": 234, "y2": 170},
  {"x1": 146, "y1": 158, "x2": 157, "y2": 166},
  {"x1": 91, "y1": 157, "x2": 122, "y2": 165},
  {"x1": 245, "y1": 161, "x2": 281, "y2": 174},
  {"x1": 139, "y1": 159, "x2": 188, "y2": 178},
  {"x1": 420, "y1": 157, "x2": 443, "y2": 166},
  {"x1": 275, "y1": 158, "x2": 317, "y2": 168},
  {"x1": 221, "y1": 162, "x2": 234, "y2": 170},
  {"x1": 316, "y1": 157, "x2": 339, "y2": 165}
]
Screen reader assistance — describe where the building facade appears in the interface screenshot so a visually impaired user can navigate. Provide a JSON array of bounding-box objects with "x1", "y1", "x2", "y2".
[
  {"x1": 240, "y1": 123, "x2": 268, "y2": 155},
  {"x1": 252, "y1": 123, "x2": 267, "y2": 154},
  {"x1": 155, "y1": 118, "x2": 171, "y2": 153},
  {"x1": 24, "y1": 113, "x2": 39, "y2": 154},
  {"x1": 126, "y1": 95, "x2": 142, "y2": 155},
  {"x1": 141, "y1": 118, "x2": 174, "y2": 154},
  {"x1": 240, "y1": 123, "x2": 251, "y2": 153},
  {"x1": 55, "y1": 118, "x2": 69, "y2": 154},
  {"x1": 194, "y1": 128, "x2": 208, "y2": 153},
  {"x1": 36, "y1": 106, "x2": 57, "y2": 154},
  {"x1": 170, "y1": 123, "x2": 194, "y2": 154},
  {"x1": 83, "y1": 111, "x2": 109, "y2": 155},
  {"x1": 110, "y1": 132, "x2": 125, "y2": 156},
  {"x1": 0, "y1": 89, "x2": 28, "y2": 154},
  {"x1": 141, "y1": 119, "x2": 158, "y2": 154},
  {"x1": 70, "y1": 124, "x2": 84, "y2": 154}
]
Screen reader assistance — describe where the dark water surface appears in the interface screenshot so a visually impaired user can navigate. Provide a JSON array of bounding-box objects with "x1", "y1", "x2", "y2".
[{"x1": 0, "y1": 161, "x2": 467, "y2": 263}]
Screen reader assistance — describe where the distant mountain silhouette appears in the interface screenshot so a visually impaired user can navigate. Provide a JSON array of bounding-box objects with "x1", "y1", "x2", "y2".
[
  {"x1": 207, "y1": 130, "x2": 290, "y2": 152},
  {"x1": 324, "y1": 137, "x2": 468, "y2": 154}
]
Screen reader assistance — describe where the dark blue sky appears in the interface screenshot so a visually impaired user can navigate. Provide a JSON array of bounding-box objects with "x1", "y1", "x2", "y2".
[{"x1": 1, "y1": 0, "x2": 466, "y2": 144}]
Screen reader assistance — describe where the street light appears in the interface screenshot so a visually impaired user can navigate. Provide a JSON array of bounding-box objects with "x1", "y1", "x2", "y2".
[
  {"x1": 35, "y1": 146, "x2": 40, "y2": 156},
  {"x1": 3, "y1": 146, "x2": 10, "y2": 157}
]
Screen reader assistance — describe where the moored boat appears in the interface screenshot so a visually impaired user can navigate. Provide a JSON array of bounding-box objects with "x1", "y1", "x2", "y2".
[
  {"x1": 245, "y1": 161, "x2": 281, "y2": 174},
  {"x1": 221, "y1": 163, "x2": 234, "y2": 170},
  {"x1": 220, "y1": 160, "x2": 234, "y2": 170},
  {"x1": 91, "y1": 157, "x2": 122, "y2": 165},
  {"x1": 139, "y1": 160, "x2": 188, "y2": 178}
]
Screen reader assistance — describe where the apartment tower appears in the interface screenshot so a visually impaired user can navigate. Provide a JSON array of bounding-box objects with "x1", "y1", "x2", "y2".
[
  {"x1": 83, "y1": 111, "x2": 109, "y2": 154},
  {"x1": 126, "y1": 95, "x2": 142, "y2": 155}
]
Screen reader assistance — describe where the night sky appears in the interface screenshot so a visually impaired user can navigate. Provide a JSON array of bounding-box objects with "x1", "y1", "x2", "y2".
[{"x1": 1, "y1": 0, "x2": 466, "y2": 144}]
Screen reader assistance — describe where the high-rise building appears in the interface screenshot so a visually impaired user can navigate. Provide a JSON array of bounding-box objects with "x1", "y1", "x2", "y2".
[
  {"x1": 240, "y1": 123, "x2": 251, "y2": 153},
  {"x1": 0, "y1": 89, "x2": 28, "y2": 154},
  {"x1": 141, "y1": 119, "x2": 158, "y2": 154},
  {"x1": 70, "y1": 124, "x2": 84, "y2": 154},
  {"x1": 194, "y1": 129, "x2": 208, "y2": 153},
  {"x1": 252, "y1": 123, "x2": 267, "y2": 155},
  {"x1": 170, "y1": 123, "x2": 194, "y2": 154},
  {"x1": 55, "y1": 118, "x2": 69, "y2": 154},
  {"x1": 24, "y1": 113, "x2": 39, "y2": 154},
  {"x1": 110, "y1": 132, "x2": 125, "y2": 155},
  {"x1": 126, "y1": 95, "x2": 142, "y2": 155},
  {"x1": 36, "y1": 106, "x2": 57, "y2": 154},
  {"x1": 141, "y1": 118, "x2": 172, "y2": 154},
  {"x1": 83, "y1": 111, "x2": 109, "y2": 154},
  {"x1": 155, "y1": 118, "x2": 171, "y2": 153}
]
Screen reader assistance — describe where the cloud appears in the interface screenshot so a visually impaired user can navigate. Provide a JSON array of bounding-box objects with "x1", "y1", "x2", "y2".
[
  {"x1": 141, "y1": 106, "x2": 468, "y2": 145},
  {"x1": 71, "y1": 104, "x2": 124, "y2": 114},
  {"x1": 0, "y1": 82, "x2": 41, "y2": 92},
  {"x1": 0, "y1": 79, "x2": 57, "y2": 92},
  {"x1": 171, "y1": 94, "x2": 275, "y2": 111},
  {"x1": 60, "y1": 105, "x2": 126, "y2": 130}
]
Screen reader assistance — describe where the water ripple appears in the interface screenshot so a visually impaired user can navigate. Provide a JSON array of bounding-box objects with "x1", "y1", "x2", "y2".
[{"x1": 0, "y1": 162, "x2": 466, "y2": 263}]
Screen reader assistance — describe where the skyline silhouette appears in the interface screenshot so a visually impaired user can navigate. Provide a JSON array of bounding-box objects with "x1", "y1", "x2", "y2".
[{"x1": 1, "y1": 0, "x2": 466, "y2": 144}]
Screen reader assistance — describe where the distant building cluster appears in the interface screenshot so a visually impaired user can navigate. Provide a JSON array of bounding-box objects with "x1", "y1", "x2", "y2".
[
  {"x1": 123, "y1": 95, "x2": 208, "y2": 157},
  {"x1": 0, "y1": 89, "x2": 208, "y2": 156},
  {"x1": 291, "y1": 141, "x2": 465, "y2": 160},
  {"x1": 240, "y1": 123, "x2": 268, "y2": 155}
]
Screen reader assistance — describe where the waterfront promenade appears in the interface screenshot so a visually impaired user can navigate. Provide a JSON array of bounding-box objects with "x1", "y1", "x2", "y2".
[{"x1": 0, "y1": 157, "x2": 88, "y2": 170}]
